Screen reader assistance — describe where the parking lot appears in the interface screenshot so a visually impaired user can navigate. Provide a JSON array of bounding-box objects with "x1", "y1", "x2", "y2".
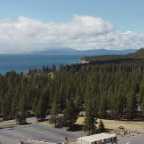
[{"x1": 0, "y1": 124, "x2": 82, "y2": 144}]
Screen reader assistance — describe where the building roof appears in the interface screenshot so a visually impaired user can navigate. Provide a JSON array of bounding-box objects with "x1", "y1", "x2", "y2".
[
  {"x1": 26, "y1": 139, "x2": 56, "y2": 144},
  {"x1": 77, "y1": 133, "x2": 116, "y2": 143}
]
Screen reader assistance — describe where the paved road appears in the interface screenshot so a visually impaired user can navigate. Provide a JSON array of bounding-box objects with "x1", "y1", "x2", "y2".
[
  {"x1": 0, "y1": 124, "x2": 82, "y2": 144},
  {"x1": 118, "y1": 134, "x2": 144, "y2": 144},
  {"x1": 1, "y1": 123, "x2": 144, "y2": 144}
]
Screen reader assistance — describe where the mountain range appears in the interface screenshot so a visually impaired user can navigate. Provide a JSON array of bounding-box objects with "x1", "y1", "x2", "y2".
[
  {"x1": 81, "y1": 48, "x2": 144, "y2": 64},
  {"x1": 37, "y1": 48, "x2": 136, "y2": 56}
]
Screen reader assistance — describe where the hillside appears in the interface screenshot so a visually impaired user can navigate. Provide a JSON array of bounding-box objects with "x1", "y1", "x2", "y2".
[
  {"x1": 35, "y1": 48, "x2": 136, "y2": 56},
  {"x1": 129, "y1": 48, "x2": 144, "y2": 59},
  {"x1": 81, "y1": 48, "x2": 144, "y2": 64}
]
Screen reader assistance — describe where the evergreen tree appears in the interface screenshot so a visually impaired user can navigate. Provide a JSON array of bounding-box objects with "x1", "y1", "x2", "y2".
[
  {"x1": 35, "y1": 94, "x2": 48, "y2": 121},
  {"x1": 50, "y1": 98, "x2": 59, "y2": 127},
  {"x1": 16, "y1": 94, "x2": 27, "y2": 124},
  {"x1": 84, "y1": 90, "x2": 97, "y2": 135},
  {"x1": 64, "y1": 99, "x2": 78, "y2": 130},
  {"x1": 1, "y1": 59, "x2": 144, "y2": 122},
  {"x1": 98, "y1": 120, "x2": 105, "y2": 133}
]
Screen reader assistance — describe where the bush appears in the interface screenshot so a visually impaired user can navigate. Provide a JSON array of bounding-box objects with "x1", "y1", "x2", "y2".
[
  {"x1": 98, "y1": 120, "x2": 105, "y2": 132},
  {"x1": 16, "y1": 112, "x2": 27, "y2": 125}
]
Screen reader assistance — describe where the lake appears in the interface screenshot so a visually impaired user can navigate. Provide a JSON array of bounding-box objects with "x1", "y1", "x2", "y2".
[{"x1": 0, "y1": 54, "x2": 80, "y2": 74}]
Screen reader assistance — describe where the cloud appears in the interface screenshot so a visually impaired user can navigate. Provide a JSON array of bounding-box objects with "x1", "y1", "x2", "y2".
[{"x1": 0, "y1": 15, "x2": 143, "y2": 53}]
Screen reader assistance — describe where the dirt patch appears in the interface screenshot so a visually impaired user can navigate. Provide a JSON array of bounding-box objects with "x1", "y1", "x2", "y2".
[{"x1": 76, "y1": 117, "x2": 144, "y2": 135}]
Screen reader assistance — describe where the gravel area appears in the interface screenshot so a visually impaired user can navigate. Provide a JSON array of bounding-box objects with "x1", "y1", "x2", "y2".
[
  {"x1": 0, "y1": 123, "x2": 144, "y2": 144},
  {"x1": 118, "y1": 134, "x2": 144, "y2": 144},
  {"x1": 0, "y1": 124, "x2": 82, "y2": 144}
]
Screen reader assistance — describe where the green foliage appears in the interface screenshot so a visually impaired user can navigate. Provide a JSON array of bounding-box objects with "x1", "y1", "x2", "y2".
[
  {"x1": 98, "y1": 120, "x2": 105, "y2": 133},
  {"x1": 16, "y1": 111, "x2": 27, "y2": 125},
  {"x1": 1, "y1": 57, "x2": 144, "y2": 127},
  {"x1": 81, "y1": 48, "x2": 144, "y2": 63},
  {"x1": 50, "y1": 96, "x2": 60, "y2": 127},
  {"x1": 64, "y1": 99, "x2": 78, "y2": 130},
  {"x1": 84, "y1": 91, "x2": 97, "y2": 135}
]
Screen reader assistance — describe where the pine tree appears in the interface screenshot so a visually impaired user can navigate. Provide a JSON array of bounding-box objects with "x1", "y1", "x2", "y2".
[
  {"x1": 50, "y1": 98, "x2": 59, "y2": 127},
  {"x1": 126, "y1": 79, "x2": 137, "y2": 119},
  {"x1": 35, "y1": 86, "x2": 49, "y2": 121},
  {"x1": 64, "y1": 99, "x2": 78, "y2": 130},
  {"x1": 98, "y1": 120, "x2": 105, "y2": 133},
  {"x1": 16, "y1": 94, "x2": 27, "y2": 124},
  {"x1": 84, "y1": 100, "x2": 97, "y2": 135}
]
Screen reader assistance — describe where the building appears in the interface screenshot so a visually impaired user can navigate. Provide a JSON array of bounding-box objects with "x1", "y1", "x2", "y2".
[
  {"x1": 80, "y1": 60, "x2": 89, "y2": 64},
  {"x1": 19, "y1": 139, "x2": 56, "y2": 144},
  {"x1": 77, "y1": 133, "x2": 117, "y2": 144}
]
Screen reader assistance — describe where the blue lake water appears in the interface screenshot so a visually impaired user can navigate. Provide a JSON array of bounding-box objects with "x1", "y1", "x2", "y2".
[{"x1": 0, "y1": 55, "x2": 80, "y2": 74}]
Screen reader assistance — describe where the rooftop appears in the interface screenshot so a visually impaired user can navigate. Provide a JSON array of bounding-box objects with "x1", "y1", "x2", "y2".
[{"x1": 77, "y1": 133, "x2": 116, "y2": 143}]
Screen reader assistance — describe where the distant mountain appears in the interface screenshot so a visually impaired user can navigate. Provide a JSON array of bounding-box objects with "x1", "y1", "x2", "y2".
[
  {"x1": 77, "y1": 49, "x2": 136, "y2": 56},
  {"x1": 129, "y1": 48, "x2": 144, "y2": 59},
  {"x1": 81, "y1": 48, "x2": 144, "y2": 64},
  {"x1": 37, "y1": 48, "x2": 136, "y2": 56},
  {"x1": 37, "y1": 48, "x2": 78, "y2": 55}
]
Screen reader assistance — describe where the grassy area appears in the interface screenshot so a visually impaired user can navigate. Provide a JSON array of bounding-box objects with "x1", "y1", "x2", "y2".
[
  {"x1": 1, "y1": 116, "x2": 144, "y2": 133},
  {"x1": 0, "y1": 117, "x2": 54, "y2": 129},
  {"x1": 0, "y1": 119, "x2": 16, "y2": 129},
  {"x1": 76, "y1": 116, "x2": 144, "y2": 132},
  {"x1": 0, "y1": 117, "x2": 37, "y2": 129},
  {"x1": 39, "y1": 120, "x2": 55, "y2": 128}
]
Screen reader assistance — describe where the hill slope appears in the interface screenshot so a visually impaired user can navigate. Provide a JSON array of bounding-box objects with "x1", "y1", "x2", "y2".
[
  {"x1": 36, "y1": 48, "x2": 136, "y2": 56},
  {"x1": 81, "y1": 48, "x2": 144, "y2": 64}
]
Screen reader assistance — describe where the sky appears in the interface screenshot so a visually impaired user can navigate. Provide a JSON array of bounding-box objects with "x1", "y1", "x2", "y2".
[{"x1": 0, "y1": 0, "x2": 144, "y2": 53}]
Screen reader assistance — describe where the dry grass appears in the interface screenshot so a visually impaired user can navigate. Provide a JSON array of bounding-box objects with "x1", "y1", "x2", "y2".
[
  {"x1": 76, "y1": 116, "x2": 144, "y2": 133},
  {"x1": 1, "y1": 116, "x2": 144, "y2": 133},
  {"x1": 0, "y1": 119, "x2": 16, "y2": 129},
  {"x1": 0, "y1": 117, "x2": 37, "y2": 129},
  {"x1": 39, "y1": 121, "x2": 55, "y2": 128}
]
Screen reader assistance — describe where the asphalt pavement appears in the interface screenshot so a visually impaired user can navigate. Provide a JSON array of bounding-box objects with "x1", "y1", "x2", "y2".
[
  {"x1": 0, "y1": 123, "x2": 144, "y2": 144},
  {"x1": 0, "y1": 124, "x2": 82, "y2": 144}
]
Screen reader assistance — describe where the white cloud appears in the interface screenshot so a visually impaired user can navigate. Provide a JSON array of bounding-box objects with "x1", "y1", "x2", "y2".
[{"x1": 0, "y1": 15, "x2": 143, "y2": 53}]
